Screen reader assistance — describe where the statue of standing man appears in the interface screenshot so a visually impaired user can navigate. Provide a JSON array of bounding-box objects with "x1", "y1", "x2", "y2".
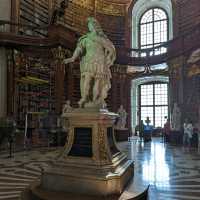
[
  {"x1": 116, "y1": 105, "x2": 127, "y2": 130},
  {"x1": 64, "y1": 17, "x2": 116, "y2": 109},
  {"x1": 171, "y1": 102, "x2": 181, "y2": 131}
]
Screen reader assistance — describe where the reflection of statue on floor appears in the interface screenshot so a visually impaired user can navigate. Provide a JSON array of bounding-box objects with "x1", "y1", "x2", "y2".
[
  {"x1": 144, "y1": 117, "x2": 152, "y2": 142},
  {"x1": 116, "y1": 105, "x2": 127, "y2": 130},
  {"x1": 64, "y1": 17, "x2": 116, "y2": 108}
]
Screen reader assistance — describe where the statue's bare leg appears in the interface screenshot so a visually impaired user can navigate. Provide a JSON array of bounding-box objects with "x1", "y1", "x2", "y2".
[
  {"x1": 80, "y1": 75, "x2": 84, "y2": 99},
  {"x1": 99, "y1": 80, "x2": 111, "y2": 108},
  {"x1": 79, "y1": 76, "x2": 86, "y2": 107},
  {"x1": 93, "y1": 78, "x2": 100, "y2": 103},
  {"x1": 79, "y1": 74, "x2": 92, "y2": 107}
]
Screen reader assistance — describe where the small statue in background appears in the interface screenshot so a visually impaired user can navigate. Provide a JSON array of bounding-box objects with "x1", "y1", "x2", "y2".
[
  {"x1": 61, "y1": 100, "x2": 73, "y2": 132},
  {"x1": 62, "y1": 100, "x2": 73, "y2": 114},
  {"x1": 171, "y1": 102, "x2": 181, "y2": 131},
  {"x1": 116, "y1": 105, "x2": 127, "y2": 130}
]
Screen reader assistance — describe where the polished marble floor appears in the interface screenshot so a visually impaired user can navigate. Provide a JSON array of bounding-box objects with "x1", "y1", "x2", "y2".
[
  {"x1": 127, "y1": 137, "x2": 200, "y2": 200},
  {"x1": 0, "y1": 138, "x2": 200, "y2": 200}
]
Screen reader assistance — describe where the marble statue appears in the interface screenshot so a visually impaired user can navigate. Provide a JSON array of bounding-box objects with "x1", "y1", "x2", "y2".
[
  {"x1": 64, "y1": 17, "x2": 116, "y2": 108},
  {"x1": 61, "y1": 100, "x2": 73, "y2": 132},
  {"x1": 62, "y1": 100, "x2": 73, "y2": 114},
  {"x1": 116, "y1": 105, "x2": 127, "y2": 129},
  {"x1": 39, "y1": 18, "x2": 134, "y2": 196},
  {"x1": 188, "y1": 48, "x2": 200, "y2": 64},
  {"x1": 171, "y1": 102, "x2": 181, "y2": 131}
]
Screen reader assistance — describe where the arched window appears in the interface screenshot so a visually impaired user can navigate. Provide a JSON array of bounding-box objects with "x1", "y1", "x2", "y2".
[{"x1": 139, "y1": 8, "x2": 168, "y2": 55}]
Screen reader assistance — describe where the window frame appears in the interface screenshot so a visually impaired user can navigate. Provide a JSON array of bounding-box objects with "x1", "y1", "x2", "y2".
[
  {"x1": 138, "y1": 7, "x2": 169, "y2": 55},
  {"x1": 138, "y1": 81, "x2": 169, "y2": 127}
]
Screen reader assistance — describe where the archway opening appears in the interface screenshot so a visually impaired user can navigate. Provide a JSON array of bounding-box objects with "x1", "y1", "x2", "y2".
[{"x1": 131, "y1": 76, "x2": 169, "y2": 133}]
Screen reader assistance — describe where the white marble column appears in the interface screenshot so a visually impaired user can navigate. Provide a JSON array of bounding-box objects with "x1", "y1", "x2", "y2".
[{"x1": 0, "y1": 0, "x2": 11, "y2": 117}]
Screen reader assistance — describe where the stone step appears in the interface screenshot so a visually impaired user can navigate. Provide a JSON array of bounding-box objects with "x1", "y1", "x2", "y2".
[
  {"x1": 17, "y1": 169, "x2": 41, "y2": 176},
  {"x1": 0, "y1": 176, "x2": 33, "y2": 183},
  {"x1": 0, "y1": 191, "x2": 21, "y2": 195},
  {"x1": 23, "y1": 166, "x2": 42, "y2": 173},
  {"x1": 0, "y1": 186, "x2": 25, "y2": 190},
  {"x1": 2, "y1": 173, "x2": 37, "y2": 180},
  {"x1": 0, "y1": 182, "x2": 29, "y2": 186},
  {"x1": 0, "y1": 194, "x2": 20, "y2": 200},
  {"x1": 0, "y1": 191, "x2": 21, "y2": 200}
]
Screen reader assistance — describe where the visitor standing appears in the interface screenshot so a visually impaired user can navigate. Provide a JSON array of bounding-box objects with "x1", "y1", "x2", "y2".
[
  {"x1": 183, "y1": 119, "x2": 193, "y2": 148},
  {"x1": 139, "y1": 120, "x2": 145, "y2": 140},
  {"x1": 163, "y1": 119, "x2": 171, "y2": 143}
]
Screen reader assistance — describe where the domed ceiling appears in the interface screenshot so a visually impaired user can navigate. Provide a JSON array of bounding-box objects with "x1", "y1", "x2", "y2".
[
  {"x1": 69, "y1": 0, "x2": 132, "y2": 16},
  {"x1": 60, "y1": 0, "x2": 131, "y2": 45}
]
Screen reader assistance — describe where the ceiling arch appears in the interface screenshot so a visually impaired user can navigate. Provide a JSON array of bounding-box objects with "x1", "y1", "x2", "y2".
[{"x1": 130, "y1": 0, "x2": 173, "y2": 48}]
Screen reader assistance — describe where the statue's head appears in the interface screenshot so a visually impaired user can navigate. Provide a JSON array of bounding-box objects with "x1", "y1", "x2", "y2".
[{"x1": 87, "y1": 17, "x2": 107, "y2": 38}]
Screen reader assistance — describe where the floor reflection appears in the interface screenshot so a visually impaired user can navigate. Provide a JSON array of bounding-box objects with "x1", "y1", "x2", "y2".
[
  {"x1": 142, "y1": 142, "x2": 170, "y2": 188},
  {"x1": 0, "y1": 138, "x2": 200, "y2": 200},
  {"x1": 127, "y1": 137, "x2": 200, "y2": 200}
]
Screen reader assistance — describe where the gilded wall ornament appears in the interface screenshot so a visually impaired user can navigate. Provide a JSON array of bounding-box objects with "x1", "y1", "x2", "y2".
[{"x1": 98, "y1": 126, "x2": 109, "y2": 162}]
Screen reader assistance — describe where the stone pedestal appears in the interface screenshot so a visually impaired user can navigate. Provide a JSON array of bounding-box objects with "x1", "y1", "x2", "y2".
[
  {"x1": 40, "y1": 109, "x2": 134, "y2": 196},
  {"x1": 115, "y1": 128, "x2": 129, "y2": 141},
  {"x1": 115, "y1": 128, "x2": 130, "y2": 141}
]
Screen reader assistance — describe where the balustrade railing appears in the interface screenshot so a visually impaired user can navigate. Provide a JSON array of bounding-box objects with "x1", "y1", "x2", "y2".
[
  {"x1": 0, "y1": 20, "x2": 200, "y2": 61},
  {"x1": 128, "y1": 42, "x2": 168, "y2": 58}
]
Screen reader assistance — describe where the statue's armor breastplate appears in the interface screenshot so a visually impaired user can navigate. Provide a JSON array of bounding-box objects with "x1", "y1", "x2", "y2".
[{"x1": 80, "y1": 36, "x2": 105, "y2": 76}]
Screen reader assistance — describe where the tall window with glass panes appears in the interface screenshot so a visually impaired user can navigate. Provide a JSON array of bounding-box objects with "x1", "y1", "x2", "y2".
[
  {"x1": 139, "y1": 83, "x2": 168, "y2": 128},
  {"x1": 139, "y1": 8, "x2": 168, "y2": 56}
]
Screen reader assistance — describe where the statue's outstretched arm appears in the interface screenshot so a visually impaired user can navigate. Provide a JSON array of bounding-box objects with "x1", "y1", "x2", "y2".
[{"x1": 63, "y1": 46, "x2": 82, "y2": 64}]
